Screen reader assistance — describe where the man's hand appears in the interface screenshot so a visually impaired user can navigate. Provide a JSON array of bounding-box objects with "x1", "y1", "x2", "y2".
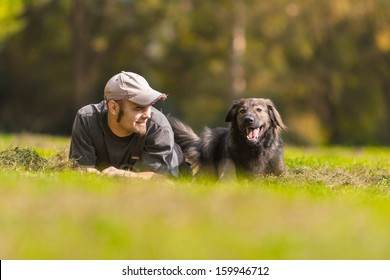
[
  {"x1": 82, "y1": 167, "x2": 101, "y2": 174},
  {"x1": 100, "y1": 166, "x2": 165, "y2": 180},
  {"x1": 100, "y1": 166, "x2": 128, "y2": 177}
]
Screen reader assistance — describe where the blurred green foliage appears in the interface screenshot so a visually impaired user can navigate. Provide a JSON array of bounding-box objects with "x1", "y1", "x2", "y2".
[
  {"x1": 0, "y1": 0, "x2": 25, "y2": 41},
  {"x1": 1, "y1": 0, "x2": 390, "y2": 145}
]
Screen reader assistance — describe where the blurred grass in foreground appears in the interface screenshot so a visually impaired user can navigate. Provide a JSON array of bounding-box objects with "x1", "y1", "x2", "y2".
[{"x1": 0, "y1": 134, "x2": 389, "y2": 259}]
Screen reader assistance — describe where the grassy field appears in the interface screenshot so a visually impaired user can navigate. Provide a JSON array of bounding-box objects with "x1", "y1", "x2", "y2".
[{"x1": 0, "y1": 133, "x2": 390, "y2": 259}]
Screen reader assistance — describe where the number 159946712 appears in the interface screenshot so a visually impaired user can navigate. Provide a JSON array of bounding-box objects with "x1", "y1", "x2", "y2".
[{"x1": 215, "y1": 266, "x2": 270, "y2": 276}]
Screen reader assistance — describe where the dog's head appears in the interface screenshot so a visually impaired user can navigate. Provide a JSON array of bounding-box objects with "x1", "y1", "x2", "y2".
[{"x1": 225, "y1": 98, "x2": 286, "y2": 145}]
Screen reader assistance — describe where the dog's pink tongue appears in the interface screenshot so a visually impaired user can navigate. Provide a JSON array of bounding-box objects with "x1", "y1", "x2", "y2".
[{"x1": 248, "y1": 128, "x2": 260, "y2": 140}]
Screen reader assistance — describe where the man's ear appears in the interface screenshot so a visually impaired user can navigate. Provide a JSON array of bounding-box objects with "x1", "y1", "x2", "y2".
[
  {"x1": 107, "y1": 100, "x2": 119, "y2": 115},
  {"x1": 225, "y1": 100, "x2": 241, "y2": 122}
]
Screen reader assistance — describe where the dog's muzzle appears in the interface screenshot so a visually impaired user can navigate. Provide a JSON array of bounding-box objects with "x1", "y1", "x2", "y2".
[{"x1": 241, "y1": 115, "x2": 264, "y2": 143}]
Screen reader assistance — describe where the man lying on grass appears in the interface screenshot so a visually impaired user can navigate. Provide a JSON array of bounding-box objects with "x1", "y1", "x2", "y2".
[{"x1": 69, "y1": 71, "x2": 187, "y2": 180}]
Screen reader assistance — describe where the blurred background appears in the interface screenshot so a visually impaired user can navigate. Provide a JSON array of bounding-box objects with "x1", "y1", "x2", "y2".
[{"x1": 0, "y1": 0, "x2": 389, "y2": 146}]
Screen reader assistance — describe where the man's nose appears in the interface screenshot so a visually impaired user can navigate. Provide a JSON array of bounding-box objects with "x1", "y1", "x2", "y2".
[{"x1": 142, "y1": 107, "x2": 152, "y2": 119}]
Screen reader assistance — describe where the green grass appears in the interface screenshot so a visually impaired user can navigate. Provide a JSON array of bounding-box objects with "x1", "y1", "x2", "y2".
[{"x1": 0, "y1": 134, "x2": 390, "y2": 259}]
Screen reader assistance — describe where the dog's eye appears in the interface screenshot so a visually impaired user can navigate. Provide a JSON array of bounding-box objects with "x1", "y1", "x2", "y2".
[
  {"x1": 238, "y1": 108, "x2": 246, "y2": 114},
  {"x1": 256, "y1": 108, "x2": 262, "y2": 112}
]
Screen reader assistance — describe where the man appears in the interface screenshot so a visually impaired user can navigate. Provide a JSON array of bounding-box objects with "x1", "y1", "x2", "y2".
[{"x1": 69, "y1": 71, "x2": 185, "y2": 180}]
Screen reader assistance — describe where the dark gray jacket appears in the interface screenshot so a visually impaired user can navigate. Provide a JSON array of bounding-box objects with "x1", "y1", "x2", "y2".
[{"x1": 69, "y1": 101, "x2": 183, "y2": 176}]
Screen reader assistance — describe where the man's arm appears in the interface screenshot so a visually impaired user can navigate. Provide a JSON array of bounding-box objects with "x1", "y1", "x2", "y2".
[
  {"x1": 137, "y1": 123, "x2": 180, "y2": 177},
  {"x1": 69, "y1": 109, "x2": 98, "y2": 166}
]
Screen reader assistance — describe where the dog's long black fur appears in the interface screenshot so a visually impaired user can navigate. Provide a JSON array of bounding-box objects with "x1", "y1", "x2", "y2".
[{"x1": 168, "y1": 98, "x2": 286, "y2": 179}]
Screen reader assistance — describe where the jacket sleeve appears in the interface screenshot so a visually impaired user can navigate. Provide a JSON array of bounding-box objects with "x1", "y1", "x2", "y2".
[
  {"x1": 137, "y1": 124, "x2": 180, "y2": 177},
  {"x1": 69, "y1": 111, "x2": 97, "y2": 167}
]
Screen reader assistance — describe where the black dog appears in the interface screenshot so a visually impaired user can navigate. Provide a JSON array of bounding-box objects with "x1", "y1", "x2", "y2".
[{"x1": 168, "y1": 98, "x2": 286, "y2": 180}]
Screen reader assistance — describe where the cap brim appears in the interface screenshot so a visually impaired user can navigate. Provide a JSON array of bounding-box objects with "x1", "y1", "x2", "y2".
[{"x1": 128, "y1": 89, "x2": 167, "y2": 106}]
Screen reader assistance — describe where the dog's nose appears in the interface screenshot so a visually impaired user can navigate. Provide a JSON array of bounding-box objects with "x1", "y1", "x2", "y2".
[{"x1": 244, "y1": 116, "x2": 255, "y2": 124}]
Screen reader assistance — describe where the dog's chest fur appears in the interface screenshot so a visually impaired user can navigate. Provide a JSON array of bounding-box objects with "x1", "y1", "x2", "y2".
[{"x1": 199, "y1": 127, "x2": 283, "y2": 177}]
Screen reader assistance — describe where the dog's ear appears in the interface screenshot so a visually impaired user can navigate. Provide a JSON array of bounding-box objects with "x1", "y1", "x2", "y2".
[
  {"x1": 265, "y1": 99, "x2": 286, "y2": 130},
  {"x1": 225, "y1": 100, "x2": 240, "y2": 122}
]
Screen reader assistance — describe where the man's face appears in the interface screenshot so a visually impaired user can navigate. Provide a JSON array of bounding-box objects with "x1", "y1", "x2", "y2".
[{"x1": 114, "y1": 99, "x2": 152, "y2": 136}]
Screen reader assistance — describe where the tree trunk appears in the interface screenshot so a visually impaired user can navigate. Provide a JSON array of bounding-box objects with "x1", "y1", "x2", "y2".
[
  {"x1": 230, "y1": 0, "x2": 247, "y2": 99},
  {"x1": 70, "y1": 0, "x2": 113, "y2": 108},
  {"x1": 70, "y1": 0, "x2": 89, "y2": 107}
]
